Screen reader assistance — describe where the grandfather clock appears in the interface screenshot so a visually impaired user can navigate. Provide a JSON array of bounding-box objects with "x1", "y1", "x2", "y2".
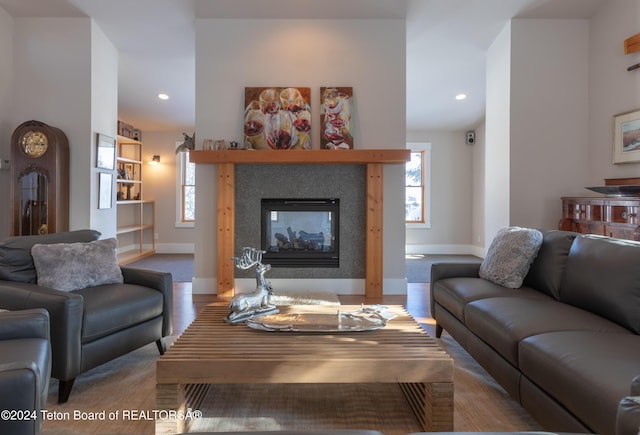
[{"x1": 11, "y1": 120, "x2": 69, "y2": 236}]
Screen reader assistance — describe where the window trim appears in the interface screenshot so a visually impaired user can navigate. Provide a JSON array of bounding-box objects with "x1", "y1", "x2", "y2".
[
  {"x1": 406, "y1": 142, "x2": 431, "y2": 228},
  {"x1": 175, "y1": 147, "x2": 195, "y2": 228}
]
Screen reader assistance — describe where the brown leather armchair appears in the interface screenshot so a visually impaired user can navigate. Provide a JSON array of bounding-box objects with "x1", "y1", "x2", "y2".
[
  {"x1": 0, "y1": 230, "x2": 173, "y2": 403},
  {"x1": 0, "y1": 308, "x2": 51, "y2": 435}
]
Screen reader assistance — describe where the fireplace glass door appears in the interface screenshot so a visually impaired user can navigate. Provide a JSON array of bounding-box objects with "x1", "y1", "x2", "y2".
[{"x1": 261, "y1": 198, "x2": 339, "y2": 267}]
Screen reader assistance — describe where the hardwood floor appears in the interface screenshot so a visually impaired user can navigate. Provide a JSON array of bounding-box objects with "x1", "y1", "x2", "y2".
[{"x1": 171, "y1": 282, "x2": 435, "y2": 336}]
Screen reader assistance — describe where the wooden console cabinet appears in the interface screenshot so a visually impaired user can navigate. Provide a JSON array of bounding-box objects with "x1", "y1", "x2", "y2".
[{"x1": 559, "y1": 196, "x2": 640, "y2": 241}]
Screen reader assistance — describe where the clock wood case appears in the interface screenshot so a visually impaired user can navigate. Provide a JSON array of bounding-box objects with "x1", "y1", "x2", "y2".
[{"x1": 10, "y1": 120, "x2": 69, "y2": 236}]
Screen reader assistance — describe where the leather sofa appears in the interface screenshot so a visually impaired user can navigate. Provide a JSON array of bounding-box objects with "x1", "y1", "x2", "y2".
[
  {"x1": 0, "y1": 308, "x2": 51, "y2": 435},
  {"x1": 430, "y1": 230, "x2": 640, "y2": 435},
  {"x1": 0, "y1": 230, "x2": 173, "y2": 403}
]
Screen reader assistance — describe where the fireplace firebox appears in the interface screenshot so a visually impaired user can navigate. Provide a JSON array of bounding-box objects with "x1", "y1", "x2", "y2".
[{"x1": 261, "y1": 198, "x2": 339, "y2": 267}]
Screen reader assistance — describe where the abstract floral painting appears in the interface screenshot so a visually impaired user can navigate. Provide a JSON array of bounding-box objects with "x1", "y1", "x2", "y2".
[
  {"x1": 244, "y1": 87, "x2": 311, "y2": 150},
  {"x1": 320, "y1": 87, "x2": 353, "y2": 149}
]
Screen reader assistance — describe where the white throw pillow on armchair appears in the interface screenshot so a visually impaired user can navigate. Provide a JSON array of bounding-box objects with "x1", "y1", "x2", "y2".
[{"x1": 479, "y1": 226, "x2": 543, "y2": 289}]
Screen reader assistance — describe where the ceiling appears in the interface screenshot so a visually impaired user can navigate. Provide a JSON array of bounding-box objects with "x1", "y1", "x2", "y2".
[{"x1": 0, "y1": 0, "x2": 607, "y2": 133}]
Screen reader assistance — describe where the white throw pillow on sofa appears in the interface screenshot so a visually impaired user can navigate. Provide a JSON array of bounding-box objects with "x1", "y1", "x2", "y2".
[
  {"x1": 31, "y1": 238, "x2": 123, "y2": 292},
  {"x1": 479, "y1": 227, "x2": 543, "y2": 289}
]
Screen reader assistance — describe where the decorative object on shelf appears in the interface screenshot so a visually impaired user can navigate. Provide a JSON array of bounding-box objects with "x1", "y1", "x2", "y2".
[
  {"x1": 613, "y1": 109, "x2": 640, "y2": 164},
  {"x1": 10, "y1": 120, "x2": 69, "y2": 236},
  {"x1": 320, "y1": 87, "x2": 353, "y2": 149},
  {"x1": 117, "y1": 120, "x2": 134, "y2": 138},
  {"x1": 96, "y1": 133, "x2": 116, "y2": 170},
  {"x1": 175, "y1": 132, "x2": 195, "y2": 153},
  {"x1": 203, "y1": 138, "x2": 215, "y2": 150},
  {"x1": 244, "y1": 87, "x2": 311, "y2": 150},
  {"x1": 98, "y1": 172, "x2": 113, "y2": 209},
  {"x1": 226, "y1": 247, "x2": 278, "y2": 324}
]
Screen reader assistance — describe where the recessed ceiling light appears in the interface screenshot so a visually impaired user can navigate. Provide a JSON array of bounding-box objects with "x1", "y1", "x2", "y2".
[
  {"x1": 455, "y1": 93, "x2": 467, "y2": 101},
  {"x1": 158, "y1": 93, "x2": 170, "y2": 100}
]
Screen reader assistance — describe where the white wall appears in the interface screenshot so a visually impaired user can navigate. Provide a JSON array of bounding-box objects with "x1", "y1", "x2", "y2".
[
  {"x1": 484, "y1": 22, "x2": 512, "y2": 244},
  {"x1": 471, "y1": 121, "x2": 486, "y2": 255},
  {"x1": 0, "y1": 8, "x2": 12, "y2": 237},
  {"x1": 12, "y1": 18, "x2": 93, "y2": 231},
  {"x1": 509, "y1": 19, "x2": 590, "y2": 229},
  {"x1": 4, "y1": 17, "x2": 118, "y2": 239},
  {"x1": 194, "y1": 18, "x2": 406, "y2": 294},
  {"x1": 90, "y1": 21, "x2": 119, "y2": 238},
  {"x1": 405, "y1": 130, "x2": 474, "y2": 253},
  {"x1": 588, "y1": 0, "x2": 640, "y2": 183},
  {"x1": 142, "y1": 131, "x2": 196, "y2": 253}
]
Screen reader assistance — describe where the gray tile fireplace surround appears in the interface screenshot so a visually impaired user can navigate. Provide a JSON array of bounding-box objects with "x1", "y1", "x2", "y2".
[{"x1": 234, "y1": 164, "x2": 366, "y2": 280}]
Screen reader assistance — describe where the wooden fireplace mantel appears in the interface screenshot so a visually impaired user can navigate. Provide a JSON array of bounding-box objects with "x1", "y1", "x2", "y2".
[{"x1": 190, "y1": 149, "x2": 411, "y2": 298}]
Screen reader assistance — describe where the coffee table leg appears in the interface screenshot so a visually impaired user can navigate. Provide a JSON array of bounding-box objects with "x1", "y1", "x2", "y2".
[
  {"x1": 156, "y1": 383, "x2": 184, "y2": 434},
  {"x1": 426, "y1": 381, "x2": 454, "y2": 431},
  {"x1": 156, "y1": 383, "x2": 210, "y2": 434},
  {"x1": 400, "y1": 382, "x2": 453, "y2": 431}
]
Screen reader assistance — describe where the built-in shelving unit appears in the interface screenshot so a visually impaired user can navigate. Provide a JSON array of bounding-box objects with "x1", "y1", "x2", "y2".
[{"x1": 116, "y1": 135, "x2": 155, "y2": 264}]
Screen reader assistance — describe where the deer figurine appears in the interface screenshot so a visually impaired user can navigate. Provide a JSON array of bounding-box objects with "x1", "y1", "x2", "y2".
[{"x1": 226, "y1": 247, "x2": 278, "y2": 324}]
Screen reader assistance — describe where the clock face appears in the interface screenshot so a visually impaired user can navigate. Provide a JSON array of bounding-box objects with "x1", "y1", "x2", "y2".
[{"x1": 20, "y1": 130, "x2": 49, "y2": 158}]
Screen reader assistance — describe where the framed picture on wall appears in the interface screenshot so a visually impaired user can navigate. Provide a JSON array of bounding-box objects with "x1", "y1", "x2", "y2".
[
  {"x1": 613, "y1": 109, "x2": 640, "y2": 164},
  {"x1": 96, "y1": 133, "x2": 116, "y2": 170},
  {"x1": 243, "y1": 87, "x2": 311, "y2": 150}
]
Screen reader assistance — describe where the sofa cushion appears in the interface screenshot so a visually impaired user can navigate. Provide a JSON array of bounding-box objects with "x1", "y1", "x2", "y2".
[
  {"x1": 433, "y1": 277, "x2": 549, "y2": 323},
  {"x1": 74, "y1": 283, "x2": 164, "y2": 343},
  {"x1": 31, "y1": 238, "x2": 123, "y2": 292},
  {"x1": 479, "y1": 227, "x2": 543, "y2": 288},
  {"x1": 523, "y1": 230, "x2": 577, "y2": 300},
  {"x1": 519, "y1": 331, "x2": 640, "y2": 435},
  {"x1": 0, "y1": 230, "x2": 101, "y2": 283},
  {"x1": 560, "y1": 235, "x2": 640, "y2": 334},
  {"x1": 465, "y1": 297, "x2": 630, "y2": 366}
]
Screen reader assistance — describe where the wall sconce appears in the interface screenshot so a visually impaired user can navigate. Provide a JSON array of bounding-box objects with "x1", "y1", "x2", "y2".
[{"x1": 149, "y1": 155, "x2": 160, "y2": 165}]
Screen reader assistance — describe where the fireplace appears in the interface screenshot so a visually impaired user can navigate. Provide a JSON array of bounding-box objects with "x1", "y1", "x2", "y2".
[{"x1": 261, "y1": 198, "x2": 339, "y2": 267}]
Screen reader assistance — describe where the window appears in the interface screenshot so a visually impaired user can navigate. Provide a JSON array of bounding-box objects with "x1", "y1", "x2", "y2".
[
  {"x1": 405, "y1": 142, "x2": 431, "y2": 227},
  {"x1": 176, "y1": 149, "x2": 195, "y2": 226}
]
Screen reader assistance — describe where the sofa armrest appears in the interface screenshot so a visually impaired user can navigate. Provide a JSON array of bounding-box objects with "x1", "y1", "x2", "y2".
[
  {"x1": 120, "y1": 266, "x2": 173, "y2": 336},
  {"x1": 632, "y1": 375, "x2": 640, "y2": 396},
  {"x1": 617, "y1": 396, "x2": 640, "y2": 435},
  {"x1": 0, "y1": 308, "x2": 49, "y2": 341},
  {"x1": 0, "y1": 281, "x2": 83, "y2": 379},
  {"x1": 429, "y1": 262, "x2": 481, "y2": 319}
]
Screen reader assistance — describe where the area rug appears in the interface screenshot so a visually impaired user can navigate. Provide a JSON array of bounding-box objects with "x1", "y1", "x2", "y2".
[
  {"x1": 189, "y1": 383, "x2": 421, "y2": 435},
  {"x1": 405, "y1": 254, "x2": 482, "y2": 283},
  {"x1": 127, "y1": 254, "x2": 194, "y2": 282},
  {"x1": 41, "y1": 332, "x2": 541, "y2": 435}
]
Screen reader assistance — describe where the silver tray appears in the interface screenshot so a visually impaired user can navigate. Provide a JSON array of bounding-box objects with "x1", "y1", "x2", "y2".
[{"x1": 246, "y1": 307, "x2": 393, "y2": 332}]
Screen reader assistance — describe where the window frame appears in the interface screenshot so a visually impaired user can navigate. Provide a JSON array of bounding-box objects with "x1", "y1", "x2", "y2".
[
  {"x1": 405, "y1": 142, "x2": 431, "y2": 228},
  {"x1": 175, "y1": 147, "x2": 195, "y2": 228}
]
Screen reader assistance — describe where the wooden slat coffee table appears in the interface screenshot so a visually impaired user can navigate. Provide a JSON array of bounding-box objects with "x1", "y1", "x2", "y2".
[{"x1": 155, "y1": 304, "x2": 454, "y2": 434}]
